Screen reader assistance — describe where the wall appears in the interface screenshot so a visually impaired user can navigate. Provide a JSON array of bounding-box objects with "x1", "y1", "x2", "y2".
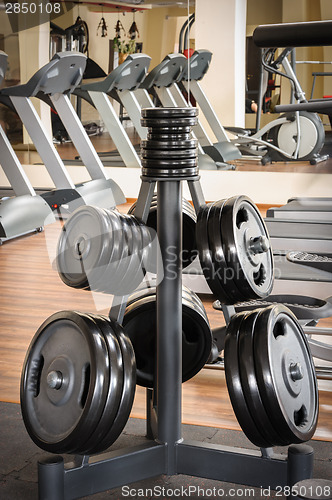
[{"x1": 195, "y1": 0, "x2": 247, "y2": 129}]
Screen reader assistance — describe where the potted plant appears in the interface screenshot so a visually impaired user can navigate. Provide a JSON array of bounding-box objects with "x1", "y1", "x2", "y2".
[{"x1": 114, "y1": 38, "x2": 136, "y2": 64}]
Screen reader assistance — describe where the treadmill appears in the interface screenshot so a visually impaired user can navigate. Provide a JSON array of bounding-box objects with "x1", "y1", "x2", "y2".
[
  {"x1": 0, "y1": 51, "x2": 55, "y2": 243},
  {"x1": 135, "y1": 52, "x2": 241, "y2": 169},
  {"x1": 0, "y1": 52, "x2": 125, "y2": 215}
]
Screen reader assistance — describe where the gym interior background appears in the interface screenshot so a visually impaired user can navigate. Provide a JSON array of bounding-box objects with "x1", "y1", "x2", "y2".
[{"x1": 0, "y1": 0, "x2": 332, "y2": 498}]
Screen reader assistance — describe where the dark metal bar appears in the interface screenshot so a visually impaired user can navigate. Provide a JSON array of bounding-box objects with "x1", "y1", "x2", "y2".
[
  {"x1": 156, "y1": 180, "x2": 183, "y2": 473},
  {"x1": 177, "y1": 440, "x2": 289, "y2": 489},
  {"x1": 255, "y1": 48, "x2": 264, "y2": 132},
  {"x1": 108, "y1": 296, "x2": 128, "y2": 324},
  {"x1": 38, "y1": 456, "x2": 65, "y2": 500},
  {"x1": 63, "y1": 443, "x2": 166, "y2": 500},
  {"x1": 133, "y1": 180, "x2": 156, "y2": 223},
  {"x1": 287, "y1": 445, "x2": 314, "y2": 498},
  {"x1": 187, "y1": 179, "x2": 206, "y2": 214}
]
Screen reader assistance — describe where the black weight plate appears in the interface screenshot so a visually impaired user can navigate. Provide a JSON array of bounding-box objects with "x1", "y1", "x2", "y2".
[
  {"x1": 141, "y1": 107, "x2": 198, "y2": 119},
  {"x1": 224, "y1": 311, "x2": 273, "y2": 448},
  {"x1": 141, "y1": 139, "x2": 197, "y2": 150},
  {"x1": 141, "y1": 157, "x2": 197, "y2": 168},
  {"x1": 146, "y1": 125, "x2": 192, "y2": 134},
  {"x1": 123, "y1": 295, "x2": 212, "y2": 388},
  {"x1": 147, "y1": 133, "x2": 189, "y2": 141},
  {"x1": 127, "y1": 217, "x2": 150, "y2": 292},
  {"x1": 142, "y1": 167, "x2": 199, "y2": 178},
  {"x1": 221, "y1": 196, "x2": 274, "y2": 300},
  {"x1": 100, "y1": 210, "x2": 127, "y2": 294},
  {"x1": 111, "y1": 213, "x2": 130, "y2": 294},
  {"x1": 254, "y1": 304, "x2": 319, "y2": 444},
  {"x1": 141, "y1": 148, "x2": 198, "y2": 159},
  {"x1": 128, "y1": 196, "x2": 196, "y2": 270},
  {"x1": 196, "y1": 204, "x2": 231, "y2": 301},
  {"x1": 77, "y1": 314, "x2": 124, "y2": 455},
  {"x1": 116, "y1": 214, "x2": 142, "y2": 295},
  {"x1": 56, "y1": 206, "x2": 112, "y2": 290},
  {"x1": 238, "y1": 309, "x2": 290, "y2": 446},
  {"x1": 89, "y1": 208, "x2": 123, "y2": 294},
  {"x1": 208, "y1": 200, "x2": 246, "y2": 304},
  {"x1": 20, "y1": 311, "x2": 110, "y2": 454},
  {"x1": 87, "y1": 320, "x2": 136, "y2": 455},
  {"x1": 126, "y1": 284, "x2": 207, "y2": 319}
]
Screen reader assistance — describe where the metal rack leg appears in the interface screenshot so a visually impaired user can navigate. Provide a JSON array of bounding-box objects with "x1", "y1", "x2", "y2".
[{"x1": 38, "y1": 456, "x2": 65, "y2": 500}]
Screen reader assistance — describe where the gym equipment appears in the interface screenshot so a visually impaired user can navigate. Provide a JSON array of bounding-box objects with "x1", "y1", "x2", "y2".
[
  {"x1": 225, "y1": 47, "x2": 326, "y2": 164},
  {"x1": 128, "y1": 193, "x2": 196, "y2": 270},
  {"x1": 0, "y1": 52, "x2": 125, "y2": 213},
  {"x1": 73, "y1": 53, "x2": 152, "y2": 168},
  {"x1": 267, "y1": 198, "x2": 332, "y2": 222},
  {"x1": 123, "y1": 286, "x2": 212, "y2": 387},
  {"x1": 196, "y1": 196, "x2": 274, "y2": 304},
  {"x1": 56, "y1": 205, "x2": 151, "y2": 295},
  {"x1": 139, "y1": 52, "x2": 241, "y2": 167},
  {"x1": 0, "y1": 51, "x2": 55, "y2": 242},
  {"x1": 225, "y1": 305, "x2": 318, "y2": 447},
  {"x1": 246, "y1": 20, "x2": 332, "y2": 164},
  {"x1": 106, "y1": 54, "x2": 227, "y2": 170},
  {"x1": 213, "y1": 294, "x2": 332, "y2": 366},
  {"x1": 20, "y1": 310, "x2": 136, "y2": 455},
  {"x1": 26, "y1": 108, "x2": 315, "y2": 500}
]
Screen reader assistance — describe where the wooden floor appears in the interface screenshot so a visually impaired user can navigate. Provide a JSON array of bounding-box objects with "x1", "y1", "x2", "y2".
[{"x1": 0, "y1": 201, "x2": 331, "y2": 443}]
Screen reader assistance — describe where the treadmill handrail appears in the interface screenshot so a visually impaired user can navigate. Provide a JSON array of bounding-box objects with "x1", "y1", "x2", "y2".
[
  {"x1": 0, "y1": 52, "x2": 86, "y2": 97},
  {"x1": 140, "y1": 53, "x2": 186, "y2": 89},
  {"x1": 81, "y1": 54, "x2": 151, "y2": 94},
  {"x1": 180, "y1": 49, "x2": 212, "y2": 82},
  {"x1": 253, "y1": 20, "x2": 332, "y2": 48}
]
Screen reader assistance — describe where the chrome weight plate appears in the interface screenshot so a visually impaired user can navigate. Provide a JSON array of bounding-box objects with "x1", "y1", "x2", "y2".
[
  {"x1": 86, "y1": 319, "x2": 136, "y2": 455},
  {"x1": 254, "y1": 304, "x2": 319, "y2": 444},
  {"x1": 20, "y1": 311, "x2": 110, "y2": 454},
  {"x1": 224, "y1": 311, "x2": 274, "y2": 448},
  {"x1": 238, "y1": 309, "x2": 290, "y2": 446},
  {"x1": 122, "y1": 294, "x2": 212, "y2": 388},
  {"x1": 221, "y1": 196, "x2": 274, "y2": 300}
]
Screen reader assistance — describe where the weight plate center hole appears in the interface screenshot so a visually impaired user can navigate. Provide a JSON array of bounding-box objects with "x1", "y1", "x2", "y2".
[{"x1": 75, "y1": 235, "x2": 90, "y2": 260}]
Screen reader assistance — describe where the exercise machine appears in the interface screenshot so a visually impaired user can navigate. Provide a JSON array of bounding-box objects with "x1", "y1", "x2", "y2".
[
  {"x1": 0, "y1": 51, "x2": 55, "y2": 243},
  {"x1": 138, "y1": 52, "x2": 241, "y2": 168},
  {"x1": 0, "y1": 52, "x2": 125, "y2": 214},
  {"x1": 225, "y1": 44, "x2": 327, "y2": 164},
  {"x1": 73, "y1": 53, "x2": 152, "y2": 168}
]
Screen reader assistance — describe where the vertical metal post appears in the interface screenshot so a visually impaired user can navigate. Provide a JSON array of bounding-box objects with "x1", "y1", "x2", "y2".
[
  {"x1": 38, "y1": 456, "x2": 65, "y2": 500},
  {"x1": 287, "y1": 445, "x2": 314, "y2": 499},
  {"x1": 156, "y1": 180, "x2": 183, "y2": 473}
]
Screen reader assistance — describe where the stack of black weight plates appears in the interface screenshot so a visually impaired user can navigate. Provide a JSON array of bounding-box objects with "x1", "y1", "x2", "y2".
[
  {"x1": 140, "y1": 107, "x2": 199, "y2": 178},
  {"x1": 122, "y1": 284, "x2": 212, "y2": 388},
  {"x1": 20, "y1": 311, "x2": 136, "y2": 455}
]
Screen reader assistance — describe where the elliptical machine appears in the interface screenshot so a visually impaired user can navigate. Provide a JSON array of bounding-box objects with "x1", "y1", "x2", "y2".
[{"x1": 226, "y1": 44, "x2": 327, "y2": 164}]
